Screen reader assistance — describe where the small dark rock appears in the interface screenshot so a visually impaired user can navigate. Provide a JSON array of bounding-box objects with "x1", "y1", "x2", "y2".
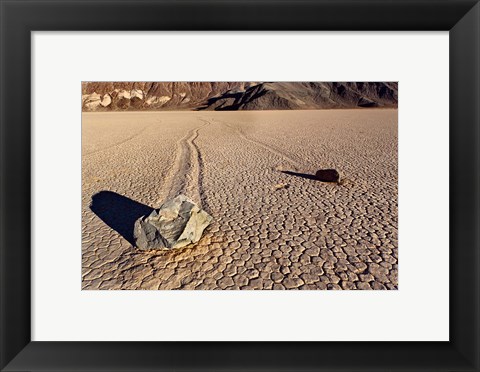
[{"x1": 315, "y1": 169, "x2": 340, "y2": 183}]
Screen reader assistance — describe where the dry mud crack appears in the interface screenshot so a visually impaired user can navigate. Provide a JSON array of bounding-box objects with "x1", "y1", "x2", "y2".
[
  {"x1": 82, "y1": 110, "x2": 398, "y2": 290},
  {"x1": 215, "y1": 118, "x2": 303, "y2": 171},
  {"x1": 82, "y1": 121, "x2": 157, "y2": 158}
]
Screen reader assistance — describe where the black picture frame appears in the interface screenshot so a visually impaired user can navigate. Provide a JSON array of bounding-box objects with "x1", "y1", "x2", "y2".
[{"x1": 1, "y1": 0, "x2": 479, "y2": 371}]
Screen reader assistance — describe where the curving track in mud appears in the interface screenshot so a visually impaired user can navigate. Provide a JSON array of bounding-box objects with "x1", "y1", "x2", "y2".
[{"x1": 155, "y1": 119, "x2": 209, "y2": 207}]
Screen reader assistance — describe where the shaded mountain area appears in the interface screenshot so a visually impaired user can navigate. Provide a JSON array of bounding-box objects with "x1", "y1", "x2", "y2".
[{"x1": 82, "y1": 82, "x2": 398, "y2": 111}]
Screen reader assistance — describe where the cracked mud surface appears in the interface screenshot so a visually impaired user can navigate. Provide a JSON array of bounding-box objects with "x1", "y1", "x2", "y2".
[{"x1": 82, "y1": 109, "x2": 398, "y2": 290}]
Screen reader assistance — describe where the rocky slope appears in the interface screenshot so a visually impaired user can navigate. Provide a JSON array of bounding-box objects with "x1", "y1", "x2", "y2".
[{"x1": 82, "y1": 82, "x2": 398, "y2": 111}]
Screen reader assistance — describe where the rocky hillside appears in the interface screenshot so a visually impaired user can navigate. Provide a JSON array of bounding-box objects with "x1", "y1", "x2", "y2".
[{"x1": 82, "y1": 82, "x2": 398, "y2": 111}]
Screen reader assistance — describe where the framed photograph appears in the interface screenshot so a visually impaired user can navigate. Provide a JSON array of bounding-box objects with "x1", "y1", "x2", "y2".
[{"x1": 1, "y1": 0, "x2": 479, "y2": 371}]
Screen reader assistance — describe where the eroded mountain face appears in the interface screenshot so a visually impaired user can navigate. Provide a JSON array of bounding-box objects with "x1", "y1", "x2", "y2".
[{"x1": 82, "y1": 82, "x2": 398, "y2": 111}]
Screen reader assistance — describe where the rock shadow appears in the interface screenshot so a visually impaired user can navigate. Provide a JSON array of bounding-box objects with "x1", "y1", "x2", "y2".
[
  {"x1": 280, "y1": 170, "x2": 318, "y2": 181},
  {"x1": 90, "y1": 191, "x2": 154, "y2": 245}
]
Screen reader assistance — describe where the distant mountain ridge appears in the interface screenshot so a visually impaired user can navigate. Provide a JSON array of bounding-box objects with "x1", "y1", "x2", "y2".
[{"x1": 82, "y1": 82, "x2": 398, "y2": 111}]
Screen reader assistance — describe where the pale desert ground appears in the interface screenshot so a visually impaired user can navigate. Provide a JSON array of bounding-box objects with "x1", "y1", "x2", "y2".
[{"x1": 82, "y1": 109, "x2": 398, "y2": 290}]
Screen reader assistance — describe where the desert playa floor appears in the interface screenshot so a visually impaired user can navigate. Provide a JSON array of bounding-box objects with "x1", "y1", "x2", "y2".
[{"x1": 82, "y1": 109, "x2": 398, "y2": 290}]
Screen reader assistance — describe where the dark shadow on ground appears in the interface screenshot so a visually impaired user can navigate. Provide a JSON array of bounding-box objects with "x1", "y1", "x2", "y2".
[
  {"x1": 280, "y1": 170, "x2": 318, "y2": 181},
  {"x1": 90, "y1": 191, "x2": 154, "y2": 244}
]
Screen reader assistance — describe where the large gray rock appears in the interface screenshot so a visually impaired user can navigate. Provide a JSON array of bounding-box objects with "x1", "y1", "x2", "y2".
[{"x1": 134, "y1": 195, "x2": 212, "y2": 250}]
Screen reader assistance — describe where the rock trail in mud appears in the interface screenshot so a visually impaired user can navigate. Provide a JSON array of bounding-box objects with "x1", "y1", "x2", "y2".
[{"x1": 156, "y1": 118, "x2": 209, "y2": 208}]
